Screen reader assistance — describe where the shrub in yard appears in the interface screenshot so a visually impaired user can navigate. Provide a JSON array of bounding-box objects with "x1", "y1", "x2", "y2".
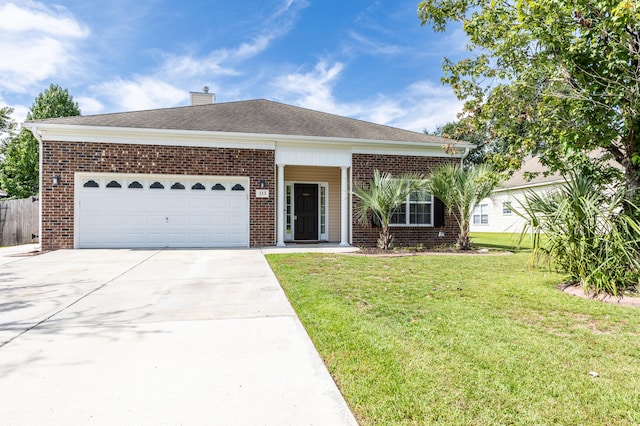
[
  {"x1": 516, "y1": 173, "x2": 640, "y2": 296},
  {"x1": 426, "y1": 163, "x2": 498, "y2": 250},
  {"x1": 353, "y1": 170, "x2": 426, "y2": 250}
]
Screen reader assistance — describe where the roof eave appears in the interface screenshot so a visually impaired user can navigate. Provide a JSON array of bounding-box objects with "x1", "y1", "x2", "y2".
[
  {"x1": 495, "y1": 179, "x2": 565, "y2": 192},
  {"x1": 26, "y1": 122, "x2": 474, "y2": 155}
]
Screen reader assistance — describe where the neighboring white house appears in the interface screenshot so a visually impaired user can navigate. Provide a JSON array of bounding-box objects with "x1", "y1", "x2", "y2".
[{"x1": 470, "y1": 157, "x2": 564, "y2": 233}]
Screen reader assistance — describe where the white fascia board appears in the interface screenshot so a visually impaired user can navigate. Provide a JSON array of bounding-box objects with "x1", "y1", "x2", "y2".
[
  {"x1": 352, "y1": 145, "x2": 460, "y2": 158},
  {"x1": 495, "y1": 180, "x2": 565, "y2": 193},
  {"x1": 27, "y1": 123, "x2": 473, "y2": 155},
  {"x1": 29, "y1": 124, "x2": 276, "y2": 150}
]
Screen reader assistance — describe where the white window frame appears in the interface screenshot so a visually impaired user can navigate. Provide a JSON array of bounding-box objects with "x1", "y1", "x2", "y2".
[
  {"x1": 389, "y1": 190, "x2": 434, "y2": 227},
  {"x1": 502, "y1": 201, "x2": 513, "y2": 215},
  {"x1": 473, "y1": 203, "x2": 489, "y2": 225}
]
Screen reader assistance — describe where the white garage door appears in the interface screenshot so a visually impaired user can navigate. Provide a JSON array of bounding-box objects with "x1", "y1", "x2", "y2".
[{"x1": 76, "y1": 174, "x2": 249, "y2": 248}]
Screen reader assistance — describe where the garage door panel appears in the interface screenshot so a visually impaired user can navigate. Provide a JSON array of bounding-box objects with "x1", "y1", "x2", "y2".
[
  {"x1": 228, "y1": 233, "x2": 247, "y2": 245},
  {"x1": 188, "y1": 233, "x2": 208, "y2": 244},
  {"x1": 125, "y1": 233, "x2": 146, "y2": 244},
  {"x1": 125, "y1": 215, "x2": 146, "y2": 226},
  {"x1": 167, "y1": 233, "x2": 187, "y2": 244},
  {"x1": 146, "y1": 233, "x2": 168, "y2": 245},
  {"x1": 78, "y1": 174, "x2": 248, "y2": 248},
  {"x1": 146, "y1": 215, "x2": 167, "y2": 226},
  {"x1": 187, "y1": 198, "x2": 209, "y2": 209},
  {"x1": 168, "y1": 215, "x2": 187, "y2": 226}
]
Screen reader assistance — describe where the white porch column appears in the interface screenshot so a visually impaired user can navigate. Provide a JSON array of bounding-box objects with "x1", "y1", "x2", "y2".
[
  {"x1": 276, "y1": 164, "x2": 286, "y2": 247},
  {"x1": 339, "y1": 166, "x2": 350, "y2": 246}
]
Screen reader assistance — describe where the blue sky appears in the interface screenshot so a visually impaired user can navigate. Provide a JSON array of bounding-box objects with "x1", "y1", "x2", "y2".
[{"x1": 0, "y1": 0, "x2": 467, "y2": 132}]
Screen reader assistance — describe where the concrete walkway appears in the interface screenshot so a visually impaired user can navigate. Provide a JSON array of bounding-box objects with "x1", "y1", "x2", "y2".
[{"x1": 0, "y1": 248, "x2": 358, "y2": 425}]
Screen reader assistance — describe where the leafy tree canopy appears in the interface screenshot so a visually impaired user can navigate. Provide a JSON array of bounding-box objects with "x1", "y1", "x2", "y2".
[
  {"x1": 0, "y1": 106, "x2": 17, "y2": 139},
  {"x1": 0, "y1": 84, "x2": 80, "y2": 198},
  {"x1": 27, "y1": 84, "x2": 80, "y2": 120},
  {"x1": 0, "y1": 129, "x2": 39, "y2": 198},
  {"x1": 418, "y1": 0, "x2": 639, "y2": 200},
  {"x1": 429, "y1": 120, "x2": 507, "y2": 167}
]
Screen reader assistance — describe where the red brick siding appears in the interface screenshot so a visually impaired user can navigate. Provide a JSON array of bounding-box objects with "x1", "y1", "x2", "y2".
[
  {"x1": 352, "y1": 153, "x2": 459, "y2": 248},
  {"x1": 41, "y1": 141, "x2": 275, "y2": 250}
]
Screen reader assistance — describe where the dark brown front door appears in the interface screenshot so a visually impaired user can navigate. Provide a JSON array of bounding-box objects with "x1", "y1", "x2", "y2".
[{"x1": 294, "y1": 184, "x2": 318, "y2": 240}]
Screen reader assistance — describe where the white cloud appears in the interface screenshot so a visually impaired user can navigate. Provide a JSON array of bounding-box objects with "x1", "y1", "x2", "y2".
[
  {"x1": 158, "y1": 0, "x2": 309, "y2": 83},
  {"x1": 0, "y1": 2, "x2": 89, "y2": 37},
  {"x1": 0, "y1": 1, "x2": 89, "y2": 92},
  {"x1": 348, "y1": 31, "x2": 404, "y2": 56},
  {"x1": 12, "y1": 104, "x2": 30, "y2": 124},
  {"x1": 0, "y1": 93, "x2": 29, "y2": 121},
  {"x1": 93, "y1": 77, "x2": 189, "y2": 111},
  {"x1": 271, "y1": 61, "x2": 347, "y2": 114},
  {"x1": 271, "y1": 60, "x2": 462, "y2": 132},
  {"x1": 384, "y1": 81, "x2": 464, "y2": 132},
  {"x1": 76, "y1": 97, "x2": 105, "y2": 116},
  {"x1": 158, "y1": 51, "x2": 239, "y2": 81}
]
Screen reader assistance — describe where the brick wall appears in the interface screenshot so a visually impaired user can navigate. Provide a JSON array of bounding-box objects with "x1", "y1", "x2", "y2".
[
  {"x1": 352, "y1": 153, "x2": 459, "y2": 248},
  {"x1": 41, "y1": 141, "x2": 275, "y2": 250}
]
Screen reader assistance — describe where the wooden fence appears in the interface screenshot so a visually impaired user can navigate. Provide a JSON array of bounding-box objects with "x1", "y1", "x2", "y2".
[{"x1": 0, "y1": 197, "x2": 39, "y2": 246}]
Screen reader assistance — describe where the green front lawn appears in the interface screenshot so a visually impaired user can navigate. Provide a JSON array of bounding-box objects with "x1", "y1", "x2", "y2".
[
  {"x1": 470, "y1": 231, "x2": 538, "y2": 252},
  {"x1": 267, "y1": 252, "x2": 640, "y2": 425}
]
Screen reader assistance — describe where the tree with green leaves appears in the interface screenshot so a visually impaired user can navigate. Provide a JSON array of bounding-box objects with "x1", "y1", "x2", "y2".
[
  {"x1": 426, "y1": 164, "x2": 498, "y2": 250},
  {"x1": 430, "y1": 120, "x2": 507, "y2": 167},
  {"x1": 0, "y1": 84, "x2": 80, "y2": 198},
  {"x1": 27, "y1": 84, "x2": 81, "y2": 121},
  {"x1": 0, "y1": 129, "x2": 39, "y2": 198},
  {"x1": 418, "y1": 0, "x2": 639, "y2": 205},
  {"x1": 0, "y1": 106, "x2": 16, "y2": 139},
  {"x1": 353, "y1": 170, "x2": 427, "y2": 250}
]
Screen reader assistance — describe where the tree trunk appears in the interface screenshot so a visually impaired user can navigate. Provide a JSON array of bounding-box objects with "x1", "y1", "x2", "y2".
[
  {"x1": 379, "y1": 225, "x2": 394, "y2": 250},
  {"x1": 457, "y1": 222, "x2": 471, "y2": 250}
]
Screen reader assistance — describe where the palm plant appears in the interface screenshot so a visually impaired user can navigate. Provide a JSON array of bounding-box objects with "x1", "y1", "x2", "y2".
[
  {"x1": 353, "y1": 170, "x2": 427, "y2": 250},
  {"x1": 426, "y1": 164, "x2": 498, "y2": 250},
  {"x1": 516, "y1": 172, "x2": 640, "y2": 296}
]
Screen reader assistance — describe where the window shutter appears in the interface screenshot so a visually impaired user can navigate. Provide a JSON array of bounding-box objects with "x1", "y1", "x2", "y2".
[
  {"x1": 434, "y1": 197, "x2": 445, "y2": 227},
  {"x1": 371, "y1": 213, "x2": 382, "y2": 228}
]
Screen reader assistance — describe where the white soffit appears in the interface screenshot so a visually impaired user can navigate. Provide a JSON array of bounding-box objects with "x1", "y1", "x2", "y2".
[{"x1": 29, "y1": 123, "x2": 471, "y2": 157}]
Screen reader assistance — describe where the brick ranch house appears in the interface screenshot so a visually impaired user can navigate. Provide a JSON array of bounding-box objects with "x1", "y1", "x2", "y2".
[{"x1": 25, "y1": 93, "x2": 473, "y2": 250}]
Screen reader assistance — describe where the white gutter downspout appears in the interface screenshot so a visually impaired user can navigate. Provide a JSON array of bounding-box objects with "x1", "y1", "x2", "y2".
[{"x1": 30, "y1": 126, "x2": 43, "y2": 251}]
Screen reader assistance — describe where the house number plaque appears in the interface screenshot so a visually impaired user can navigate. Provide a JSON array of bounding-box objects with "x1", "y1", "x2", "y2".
[{"x1": 256, "y1": 189, "x2": 269, "y2": 198}]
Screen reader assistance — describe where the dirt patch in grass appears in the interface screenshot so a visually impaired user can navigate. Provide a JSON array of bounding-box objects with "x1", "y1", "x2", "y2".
[{"x1": 562, "y1": 284, "x2": 640, "y2": 308}]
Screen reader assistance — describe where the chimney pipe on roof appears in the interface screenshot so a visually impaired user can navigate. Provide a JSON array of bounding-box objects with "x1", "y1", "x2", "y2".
[{"x1": 190, "y1": 88, "x2": 215, "y2": 106}]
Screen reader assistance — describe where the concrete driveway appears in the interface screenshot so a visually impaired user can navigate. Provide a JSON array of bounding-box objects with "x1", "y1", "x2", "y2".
[{"x1": 0, "y1": 248, "x2": 358, "y2": 425}]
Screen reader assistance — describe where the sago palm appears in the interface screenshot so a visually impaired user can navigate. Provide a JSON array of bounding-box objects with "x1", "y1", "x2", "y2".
[
  {"x1": 426, "y1": 164, "x2": 498, "y2": 250},
  {"x1": 353, "y1": 170, "x2": 427, "y2": 250}
]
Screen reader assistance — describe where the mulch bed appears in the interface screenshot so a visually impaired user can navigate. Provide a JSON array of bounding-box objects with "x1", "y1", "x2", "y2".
[{"x1": 348, "y1": 247, "x2": 513, "y2": 257}]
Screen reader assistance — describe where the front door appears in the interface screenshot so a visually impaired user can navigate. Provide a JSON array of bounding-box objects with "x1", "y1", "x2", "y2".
[{"x1": 294, "y1": 184, "x2": 318, "y2": 240}]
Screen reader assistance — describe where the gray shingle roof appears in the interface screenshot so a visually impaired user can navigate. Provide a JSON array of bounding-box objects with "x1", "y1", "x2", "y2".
[
  {"x1": 501, "y1": 156, "x2": 563, "y2": 189},
  {"x1": 28, "y1": 99, "x2": 458, "y2": 144}
]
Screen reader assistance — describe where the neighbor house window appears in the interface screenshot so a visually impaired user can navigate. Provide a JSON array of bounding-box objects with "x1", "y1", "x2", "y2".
[
  {"x1": 502, "y1": 202, "x2": 513, "y2": 215},
  {"x1": 473, "y1": 204, "x2": 489, "y2": 224},
  {"x1": 390, "y1": 190, "x2": 433, "y2": 226}
]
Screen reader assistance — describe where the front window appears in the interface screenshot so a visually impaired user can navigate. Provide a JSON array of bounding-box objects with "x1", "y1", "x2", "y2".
[
  {"x1": 473, "y1": 204, "x2": 489, "y2": 224},
  {"x1": 390, "y1": 190, "x2": 433, "y2": 226},
  {"x1": 502, "y1": 202, "x2": 512, "y2": 215}
]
